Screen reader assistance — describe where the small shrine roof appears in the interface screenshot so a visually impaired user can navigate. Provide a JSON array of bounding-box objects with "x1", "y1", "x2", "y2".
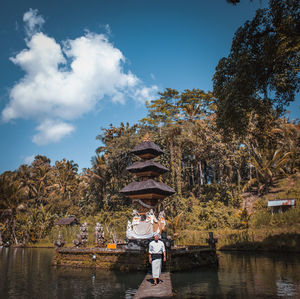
[
  {"x1": 131, "y1": 141, "x2": 164, "y2": 158},
  {"x1": 120, "y1": 179, "x2": 175, "y2": 196},
  {"x1": 56, "y1": 216, "x2": 80, "y2": 226},
  {"x1": 126, "y1": 160, "x2": 169, "y2": 174}
]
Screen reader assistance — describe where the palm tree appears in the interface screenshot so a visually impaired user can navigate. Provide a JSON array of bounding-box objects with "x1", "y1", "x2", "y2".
[
  {"x1": 54, "y1": 159, "x2": 79, "y2": 201},
  {"x1": 272, "y1": 121, "x2": 300, "y2": 173},
  {"x1": 0, "y1": 171, "x2": 27, "y2": 244},
  {"x1": 242, "y1": 147, "x2": 291, "y2": 195},
  {"x1": 30, "y1": 155, "x2": 53, "y2": 206}
]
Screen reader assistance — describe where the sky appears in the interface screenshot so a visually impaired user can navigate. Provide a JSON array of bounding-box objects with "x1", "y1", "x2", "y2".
[{"x1": 0, "y1": 0, "x2": 299, "y2": 173}]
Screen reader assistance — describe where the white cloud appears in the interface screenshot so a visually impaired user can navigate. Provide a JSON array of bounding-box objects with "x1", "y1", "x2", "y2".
[
  {"x1": 104, "y1": 24, "x2": 111, "y2": 35},
  {"x1": 23, "y1": 8, "x2": 45, "y2": 37},
  {"x1": 2, "y1": 9, "x2": 157, "y2": 145},
  {"x1": 32, "y1": 120, "x2": 75, "y2": 145},
  {"x1": 134, "y1": 86, "x2": 158, "y2": 103},
  {"x1": 24, "y1": 154, "x2": 35, "y2": 165}
]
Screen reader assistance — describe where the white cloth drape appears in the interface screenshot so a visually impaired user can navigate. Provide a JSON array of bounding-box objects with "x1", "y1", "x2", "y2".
[
  {"x1": 126, "y1": 220, "x2": 154, "y2": 239},
  {"x1": 151, "y1": 258, "x2": 162, "y2": 278}
]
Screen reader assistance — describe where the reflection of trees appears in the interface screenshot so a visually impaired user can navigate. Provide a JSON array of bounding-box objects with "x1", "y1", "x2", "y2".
[
  {"x1": 0, "y1": 248, "x2": 144, "y2": 298},
  {"x1": 1, "y1": 249, "x2": 299, "y2": 298},
  {"x1": 53, "y1": 266, "x2": 144, "y2": 298},
  {"x1": 218, "y1": 252, "x2": 300, "y2": 298},
  {"x1": 172, "y1": 252, "x2": 300, "y2": 298},
  {"x1": 172, "y1": 267, "x2": 221, "y2": 298}
]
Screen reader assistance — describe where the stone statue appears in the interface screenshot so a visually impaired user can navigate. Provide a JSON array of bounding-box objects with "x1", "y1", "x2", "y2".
[
  {"x1": 158, "y1": 210, "x2": 166, "y2": 225},
  {"x1": 132, "y1": 209, "x2": 139, "y2": 217},
  {"x1": 54, "y1": 232, "x2": 65, "y2": 248},
  {"x1": 132, "y1": 209, "x2": 141, "y2": 225},
  {"x1": 95, "y1": 222, "x2": 106, "y2": 247},
  {"x1": 146, "y1": 209, "x2": 157, "y2": 224},
  {"x1": 127, "y1": 220, "x2": 132, "y2": 233},
  {"x1": 73, "y1": 222, "x2": 89, "y2": 247}
]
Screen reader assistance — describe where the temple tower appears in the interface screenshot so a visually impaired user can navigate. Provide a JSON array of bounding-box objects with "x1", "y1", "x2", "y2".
[{"x1": 120, "y1": 133, "x2": 175, "y2": 240}]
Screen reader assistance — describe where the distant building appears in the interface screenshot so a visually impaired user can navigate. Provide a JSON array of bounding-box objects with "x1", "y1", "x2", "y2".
[
  {"x1": 56, "y1": 216, "x2": 80, "y2": 226},
  {"x1": 267, "y1": 199, "x2": 295, "y2": 214}
]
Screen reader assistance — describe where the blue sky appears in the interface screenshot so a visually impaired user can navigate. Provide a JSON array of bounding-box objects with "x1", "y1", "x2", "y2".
[{"x1": 0, "y1": 0, "x2": 299, "y2": 173}]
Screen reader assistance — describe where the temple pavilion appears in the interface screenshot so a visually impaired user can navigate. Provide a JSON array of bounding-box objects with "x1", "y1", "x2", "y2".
[{"x1": 120, "y1": 133, "x2": 175, "y2": 240}]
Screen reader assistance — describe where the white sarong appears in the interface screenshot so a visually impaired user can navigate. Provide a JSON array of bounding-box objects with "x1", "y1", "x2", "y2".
[{"x1": 151, "y1": 258, "x2": 162, "y2": 278}]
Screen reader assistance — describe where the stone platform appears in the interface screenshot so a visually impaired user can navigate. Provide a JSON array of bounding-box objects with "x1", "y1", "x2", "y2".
[{"x1": 53, "y1": 245, "x2": 218, "y2": 271}]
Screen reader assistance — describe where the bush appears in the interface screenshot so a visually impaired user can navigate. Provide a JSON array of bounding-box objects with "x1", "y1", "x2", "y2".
[
  {"x1": 48, "y1": 225, "x2": 80, "y2": 244},
  {"x1": 249, "y1": 210, "x2": 271, "y2": 227},
  {"x1": 200, "y1": 184, "x2": 242, "y2": 207},
  {"x1": 270, "y1": 206, "x2": 300, "y2": 226},
  {"x1": 250, "y1": 204, "x2": 300, "y2": 228}
]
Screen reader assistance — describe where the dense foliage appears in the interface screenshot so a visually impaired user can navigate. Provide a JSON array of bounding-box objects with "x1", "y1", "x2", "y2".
[
  {"x1": 0, "y1": 87, "x2": 299, "y2": 245},
  {"x1": 214, "y1": 0, "x2": 300, "y2": 136},
  {"x1": 1, "y1": 0, "x2": 300, "y2": 246}
]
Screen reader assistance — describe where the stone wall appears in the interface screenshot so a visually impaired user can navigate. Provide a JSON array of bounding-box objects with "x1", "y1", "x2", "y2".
[
  {"x1": 167, "y1": 246, "x2": 218, "y2": 271},
  {"x1": 54, "y1": 248, "x2": 148, "y2": 271},
  {"x1": 53, "y1": 246, "x2": 218, "y2": 272}
]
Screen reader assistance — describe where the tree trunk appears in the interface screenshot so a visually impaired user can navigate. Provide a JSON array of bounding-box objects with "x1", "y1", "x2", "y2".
[
  {"x1": 213, "y1": 167, "x2": 216, "y2": 184},
  {"x1": 169, "y1": 138, "x2": 175, "y2": 189},
  {"x1": 203, "y1": 160, "x2": 208, "y2": 184},
  {"x1": 191, "y1": 163, "x2": 195, "y2": 186},
  {"x1": 175, "y1": 145, "x2": 182, "y2": 196},
  {"x1": 237, "y1": 168, "x2": 241, "y2": 188},
  {"x1": 11, "y1": 214, "x2": 18, "y2": 245},
  {"x1": 219, "y1": 166, "x2": 223, "y2": 184},
  {"x1": 198, "y1": 162, "x2": 204, "y2": 186}
]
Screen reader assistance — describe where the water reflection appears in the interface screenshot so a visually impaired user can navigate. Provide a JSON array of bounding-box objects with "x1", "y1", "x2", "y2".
[
  {"x1": 0, "y1": 248, "x2": 299, "y2": 298},
  {"x1": 0, "y1": 248, "x2": 144, "y2": 299},
  {"x1": 172, "y1": 252, "x2": 300, "y2": 298}
]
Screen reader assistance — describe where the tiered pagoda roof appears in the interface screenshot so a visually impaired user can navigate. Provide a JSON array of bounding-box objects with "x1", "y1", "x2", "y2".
[
  {"x1": 120, "y1": 133, "x2": 175, "y2": 201},
  {"x1": 130, "y1": 133, "x2": 164, "y2": 159},
  {"x1": 120, "y1": 179, "x2": 175, "y2": 199},
  {"x1": 126, "y1": 160, "x2": 169, "y2": 177}
]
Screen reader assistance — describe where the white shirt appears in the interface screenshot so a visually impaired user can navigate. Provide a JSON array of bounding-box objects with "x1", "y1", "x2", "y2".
[{"x1": 149, "y1": 240, "x2": 166, "y2": 254}]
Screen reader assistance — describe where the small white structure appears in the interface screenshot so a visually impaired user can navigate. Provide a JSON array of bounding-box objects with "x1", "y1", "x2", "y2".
[{"x1": 268, "y1": 199, "x2": 295, "y2": 214}]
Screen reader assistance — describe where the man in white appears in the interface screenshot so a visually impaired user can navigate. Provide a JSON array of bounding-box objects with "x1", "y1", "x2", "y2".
[{"x1": 148, "y1": 235, "x2": 166, "y2": 285}]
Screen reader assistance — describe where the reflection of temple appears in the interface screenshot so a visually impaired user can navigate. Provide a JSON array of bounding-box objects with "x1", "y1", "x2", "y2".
[{"x1": 120, "y1": 133, "x2": 175, "y2": 240}]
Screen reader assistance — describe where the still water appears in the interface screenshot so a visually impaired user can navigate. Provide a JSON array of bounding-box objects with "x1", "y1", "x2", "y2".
[{"x1": 0, "y1": 248, "x2": 299, "y2": 298}]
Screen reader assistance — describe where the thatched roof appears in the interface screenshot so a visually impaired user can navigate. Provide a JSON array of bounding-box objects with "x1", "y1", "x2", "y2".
[
  {"x1": 131, "y1": 141, "x2": 164, "y2": 158},
  {"x1": 56, "y1": 216, "x2": 80, "y2": 226},
  {"x1": 126, "y1": 160, "x2": 169, "y2": 175},
  {"x1": 120, "y1": 179, "x2": 175, "y2": 196}
]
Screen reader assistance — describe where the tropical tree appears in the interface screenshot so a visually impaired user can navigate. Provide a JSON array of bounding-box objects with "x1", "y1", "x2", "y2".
[
  {"x1": 213, "y1": 0, "x2": 300, "y2": 136},
  {"x1": 0, "y1": 171, "x2": 28, "y2": 244},
  {"x1": 30, "y1": 155, "x2": 53, "y2": 206},
  {"x1": 49, "y1": 159, "x2": 80, "y2": 216},
  {"x1": 272, "y1": 120, "x2": 300, "y2": 173},
  {"x1": 95, "y1": 122, "x2": 139, "y2": 209},
  {"x1": 243, "y1": 147, "x2": 291, "y2": 194}
]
